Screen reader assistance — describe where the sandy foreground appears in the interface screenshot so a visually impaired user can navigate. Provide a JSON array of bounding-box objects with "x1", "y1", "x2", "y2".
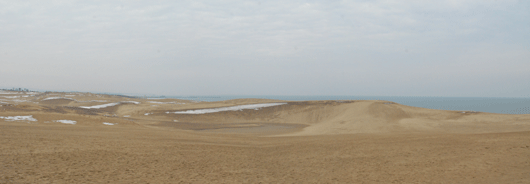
[{"x1": 1, "y1": 91, "x2": 529, "y2": 183}]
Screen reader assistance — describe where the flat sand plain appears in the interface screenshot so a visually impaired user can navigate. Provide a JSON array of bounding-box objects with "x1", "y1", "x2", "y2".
[{"x1": 1, "y1": 91, "x2": 530, "y2": 183}]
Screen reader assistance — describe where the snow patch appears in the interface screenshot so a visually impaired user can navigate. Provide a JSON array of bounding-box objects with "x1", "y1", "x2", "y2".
[
  {"x1": 43, "y1": 97, "x2": 74, "y2": 101},
  {"x1": 0, "y1": 115, "x2": 37, "y2": 121},
  {"x1": 103, "y1": 122, "x2": 115, "y2": 125},
  {"x1": 167, "y1": 103, "x2": 287, "y2": 114},
  {"x1": 148, "y1": 101, "x2": 185, "y2": 104},
  {"x1": 79, "y1": 101, "x2": 140, "y2": 109},
  {"x1": 54, "y1": 120, "x2": 76, "y2": 124},
  {"x1": 79, "y1": 103, "x2": 120, "y2": 109},
  {"x1": 2, "y1": 96, "x2": 20, "y2": 99},
  {"x1": 123, "y1": 115, "x2": 130, "y2": 117}
]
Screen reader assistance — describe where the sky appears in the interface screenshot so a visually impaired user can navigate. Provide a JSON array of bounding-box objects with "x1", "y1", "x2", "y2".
[{"x1": 1, "y1": 0, "x2": 529, "y2": 97}]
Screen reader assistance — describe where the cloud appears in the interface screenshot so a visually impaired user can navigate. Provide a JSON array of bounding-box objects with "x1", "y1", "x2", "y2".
[{"x1": 0, "y1": 0, "x2": 528, "y2": 97}]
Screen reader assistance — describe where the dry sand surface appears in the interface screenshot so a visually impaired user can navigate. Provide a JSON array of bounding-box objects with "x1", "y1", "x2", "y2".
[{"x1": 1, "y1": 91, "x2": 530, "y2": 183}]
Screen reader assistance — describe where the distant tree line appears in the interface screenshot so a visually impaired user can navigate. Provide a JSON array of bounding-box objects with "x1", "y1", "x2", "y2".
[{"x1": 0, "y1": 88, "x2": 35, "y2": 92}]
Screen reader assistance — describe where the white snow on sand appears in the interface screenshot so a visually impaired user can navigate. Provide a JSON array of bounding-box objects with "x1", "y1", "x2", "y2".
[
  {"x1": 167, "y1": 103, "x2": 287, "y2": 114},
  {"x1": 148, "y1": 101, "x2": 185, "y2": 104},
  {"x1": 2, "y1": 96, "x2": 20, "y2": 98},
  {"x1": 0, "y1": 115, "x2": 37, "y2": 121},
  {"x1": 102, "y1": 122, "x2": 115, "y2": 125},
  {"x1": 43, "y1": 97, "x2": 74, "y2": 101},
  {"x1": 123, "y1": 115, "x2": 130, "y2": 117},
  {"x1": 79, "y1": 101, "x2": 140, "y2": 109},
  {"x1": 54, "y1": 120, "x2": 76, "y2": 124},
  {"x1": 79, "y1": 103, "x2": 120, "y2": 109}
]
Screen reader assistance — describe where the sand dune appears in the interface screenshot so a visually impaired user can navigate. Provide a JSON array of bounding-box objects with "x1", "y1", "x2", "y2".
[
  {"x1": 152, "y1": 100, "x2": 530, "y2": 135},
  {"x1": 1, "y1": 92, "x2": 529, "y2": 183}
]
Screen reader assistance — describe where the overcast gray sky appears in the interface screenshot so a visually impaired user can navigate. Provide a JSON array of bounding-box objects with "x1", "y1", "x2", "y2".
[{"x1": 1, "y1": 0, "x2": 529, "y2": 97}]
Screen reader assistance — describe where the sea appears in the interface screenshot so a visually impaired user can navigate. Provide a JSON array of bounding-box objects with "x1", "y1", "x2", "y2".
[{"x1": 161, "y1": 96, "x2": 530, "y2": 115}]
